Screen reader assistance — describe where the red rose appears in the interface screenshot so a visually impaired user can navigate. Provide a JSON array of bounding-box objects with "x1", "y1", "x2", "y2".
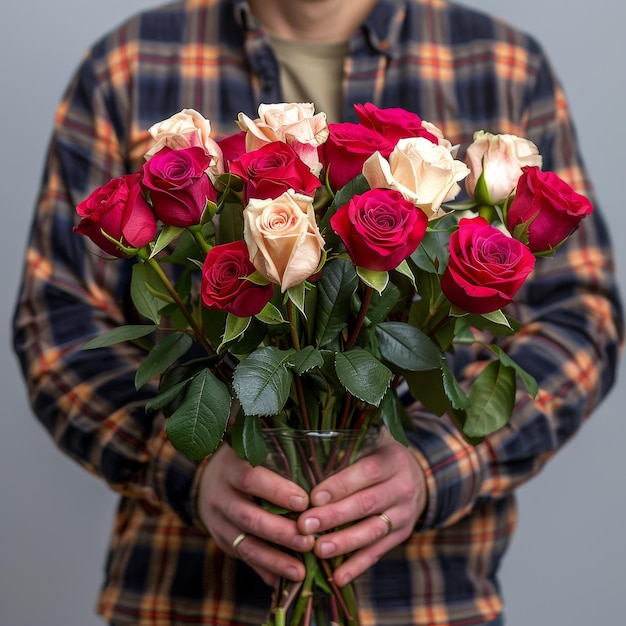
[
  {"x1": 142, "y1": 146, "x2": 216, "y2": 227},
  {"x1": 441, "y1": 216, "x2": 536, "y2": 314},
  {"x1": 319, "y1": 122, "x2": 395, "y2": 191},
  {"x1": 506, "y1": 166, "x2": 594, "y2": 254},
  {"x1": 201, "y1": 240, "x2": 274, "y2": 317},
  {"x1": 217, "y1": 130, "x2": 246, "y2": 167},
  {"x1": 354, "y1": 103, "x2": 439, "y2": 146},
  {"x1": 330, "y1": 188, "x2": 428, "y2": 271},
  {"x1": 229, "y1": 141, "x2": 321, "y2": 202},
  {"x1": 74, "y1": 172, "x2": 157, "y2": 257}
]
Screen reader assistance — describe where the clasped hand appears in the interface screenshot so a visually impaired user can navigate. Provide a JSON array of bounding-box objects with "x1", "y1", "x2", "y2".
[{"x1": 198, "y1": 428, "x2": 427, "y2": 587}]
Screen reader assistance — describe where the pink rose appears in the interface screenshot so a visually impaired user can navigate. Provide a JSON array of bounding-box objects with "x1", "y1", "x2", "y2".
[
  {"x1": 329, "y1": 188, "x2": 428, "y2": 271},
  {"x1": 142, "y1": 147, "x2": 216, "y2": 227},
  {"x1": 464, "y1": 131, "x2": 542, "y2": 205},
  {"x1": 506, "y1": 166, "x2": 594, "y2": 254},
  {"x1": 319, "y1": 122, "x2": 395, "y2": 191},
  {"x1": 201, "y1": 240, "x2": 274, "y2": 317},
  {"x1": 74, "y1": 172, "x2": 157, "y2": 257},
  {"x1": 441, "y1": 216, "x2": 536, "y2": 314},
  {"x1": 229, "y1": 142, "x2": 322, "y2": 203},
  {"x1": 354, "y1": 103, "x2": 439, "y2": 146}
]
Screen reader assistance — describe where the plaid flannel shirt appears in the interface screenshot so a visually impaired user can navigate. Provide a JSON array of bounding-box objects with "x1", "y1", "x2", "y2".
[{"x1": 12, "y1": 0, "x2": 623, "y2": 624}]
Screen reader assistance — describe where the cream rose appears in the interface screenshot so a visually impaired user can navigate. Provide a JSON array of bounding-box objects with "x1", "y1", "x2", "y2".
[
  {"x1": 145, "y1": 108, "x2": 224, "y2": 175},
  {"x1": 243, "y1": 190, "x2": 325, "y2": 292},
  {"x1": 362, "y1": 137, "x2": 470, "y2": 219},
  {"x1": 464, "y1": 130, "x2": 542, "y2": 204},
  {"x1": 236, "y1": 102, "x2": 329, "y2": 172}
]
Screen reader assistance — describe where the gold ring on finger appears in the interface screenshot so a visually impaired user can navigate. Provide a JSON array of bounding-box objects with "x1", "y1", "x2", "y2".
[
  {"x1": 378, "y1": 512, "x2": 393, "y2": 536},
  {"x1": 232, "y1": 532, "x2": 248, "y2": 558}
]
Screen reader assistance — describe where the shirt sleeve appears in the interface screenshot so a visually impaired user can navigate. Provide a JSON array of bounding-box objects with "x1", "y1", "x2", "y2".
[
  {"x1": 12, "y1": 42, "x2": 206, "y2": 530},
  {"x1": 408, "y1": 44, "x2": 624, "y2": 530}
]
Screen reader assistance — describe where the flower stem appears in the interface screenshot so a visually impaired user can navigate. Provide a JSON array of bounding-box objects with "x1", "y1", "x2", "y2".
[
  {"x1": 345, "y1": 286, "x2": 373, "y2": 350},
  {"x1": 188, "y1": 224, "x2": 212, "y2": 255},
  {"x1": 140, "y1": 252, "x2": 214, "y2": 356},
  {"x1": 287, "y1": 300, "x2": 312, "y2": 430}
]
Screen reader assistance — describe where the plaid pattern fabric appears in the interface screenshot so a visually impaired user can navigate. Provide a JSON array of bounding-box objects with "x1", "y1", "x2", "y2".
[{"x1": 12, "y1": 0, "x2": 623, "y2": 624}]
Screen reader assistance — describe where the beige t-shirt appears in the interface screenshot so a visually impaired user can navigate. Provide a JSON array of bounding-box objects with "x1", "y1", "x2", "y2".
[{"x1": 268, "y1": 35, "x2": 349, "y2": 123}]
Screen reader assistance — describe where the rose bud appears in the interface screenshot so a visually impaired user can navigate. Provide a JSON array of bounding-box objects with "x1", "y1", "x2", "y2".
[
  {"x1": 330, "y1": 188, "x2": 428, "y2": 272},
  {"x1": 506, "y1": 166, "x2": 594, "y2": 254},
  {"x1": 230, "y1": 141, "x2": 322, "y2": 203},
  {"x1": 441, "y1": 216, "x2": 536, "y2": 314},
  {"x1": 363, "y1": 137, "x2": 470, "y2": 219},
  {"x1": 464, "y1": 131, "x2": 542, "y2": 205},
  {"x1": 201, "y1": 240, "x2": 274, "y2": 317},
  {"x1": 142, "y1": 146, "x2": 216, "y2": 227},
  {"x1": 74, "y1": 172, "x2": 157, "y2": 257},
  {"x1": 243, "y1": 190, "x2": 325, "y2": 292}
]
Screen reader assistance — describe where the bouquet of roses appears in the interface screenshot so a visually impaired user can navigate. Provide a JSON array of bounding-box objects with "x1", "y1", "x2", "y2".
[{"x1": 74, "y1": 102, "x2": 593, "y2": 626}]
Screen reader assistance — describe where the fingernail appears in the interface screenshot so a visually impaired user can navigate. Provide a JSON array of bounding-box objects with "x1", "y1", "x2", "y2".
[
  {"x1": 303, "y1": 517, "x2": 320, "y2": 533},
  {"x1": 313, "y1": 490, "x2": 331, "y2": 506},
  {"x1": 319, "y1": 541, "x2": 335, "y2": 557},
  {"x1": 288, "y1": 494, "x2": 307, "y2": 510},
  {"x1": 292, "y1": 535, "x2": 313, "y2": 551}
]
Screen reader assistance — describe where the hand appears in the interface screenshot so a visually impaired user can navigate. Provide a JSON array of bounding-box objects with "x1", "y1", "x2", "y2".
[
  {"x1": 297, "y1": 428, "x2": 427, "y2": 586},
  {"x1": 197, "y1": 442, "x2": 315, "y2": 586}
]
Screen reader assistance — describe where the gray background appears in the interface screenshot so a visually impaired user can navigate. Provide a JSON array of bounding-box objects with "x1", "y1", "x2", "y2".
[{"x1": 1, "y1": 1, "x2": 624, "y2": 624}]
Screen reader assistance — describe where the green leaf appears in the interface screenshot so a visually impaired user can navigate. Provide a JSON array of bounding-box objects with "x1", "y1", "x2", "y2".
[
  {"x1": 135, "y1": 332, "x2": 193, "y2": 389},
  {"x1": 318, "y1": 173, "x2": 370, "y2": 232},
  {"x1": 131, "y1": 263, "x2": 166, "y2": 323},
  {"x1": 219, "y1": 313, "x2": 251, "y2": 349},
  {"x1": 334, "y1": 348, "x2": 392, "y2": 406},
  {"x1": 145, "y1": 379, "x2": 191, "y2": 413},
  {"x1": 441, "y1": 358, "x2": 470, "y2": 410},
  {"x1": 242, "y1": 415, "x2": 269, "y2": 466},
  {"x1": 463, "y1": 360, "x2": 516, "y2": 438},
  {"x1": 289, "y1": 346, "x2": 324, "y2": 375},
  {"x1": 403, "y1": 369, "x2": 450, "y2": 417},
  {"x1": 255, "y1": 302, "x2": 286, "y2": 325},
  {"x1": 489, "y1": 346, "x2": 539, "y2": 397},
  {"x1": 150, "y1": 225, "x2": 185, "y2": 258},
  {"x1": 375, "y1": 321, "x2": 442, "y2": 371},
  {"x1": 165, "y1": 369, "x2": 232, "y2": 460},
  {"x1": 287, "y1": 282, "x2": 307, "y2": 318},
  {"x1": 315, "y1": 258, "x2": 359, "y2": 347},
  {"x1": 356, "y1": 267, "x2": 389, "y2": 294},
  {"x1": 380, "y1": 390, "x2": 409, "y2": 446},
  {"x1": 393, "y1": 259, "x2": 417, "y2": 290},
  {"x1": 82, "y1": 324, "x2": 156, "y2": 349},
  {"x1": 410, "y1": 216, "x2": 455, "y2": 274},
  {"x1": 232, "y1": 347, "x2": 295, "y2": 416}
]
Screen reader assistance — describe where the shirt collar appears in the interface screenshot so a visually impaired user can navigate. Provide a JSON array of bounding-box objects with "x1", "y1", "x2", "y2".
[{"x1": 233, "y1": 0, "x2": 405, "y2": 58}]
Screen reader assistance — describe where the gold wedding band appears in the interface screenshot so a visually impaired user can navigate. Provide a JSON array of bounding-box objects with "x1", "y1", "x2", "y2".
[
  {"x1": 232, "y1": 532, "x2": 248, "y2": 558},
  {"x1": 378, "y1": 512, "x2": 394, "y2": 536}
]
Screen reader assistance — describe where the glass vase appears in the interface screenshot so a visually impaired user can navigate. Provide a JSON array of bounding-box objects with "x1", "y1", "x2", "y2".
[{"x1": 261, "y1": 427, "x2": 380, "y2": 626}]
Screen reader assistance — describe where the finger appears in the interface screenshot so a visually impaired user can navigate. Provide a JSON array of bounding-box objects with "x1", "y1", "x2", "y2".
[
  {"x1": 309, "y1": 430, "x2": 397, "y2": 507},
  {"x1": 228, "y1": 455, "x2": 310, "y2": 513},
  {"x1": 221, "y1": 493, "x2": 315, "y2": 553},
  {"x1": 331, "y1": 532, "x2": 401, "y2": 587},
  {"x1": 230, "y1": 531, "x2": 307, "y2": 583},
  {"x1": 300, "y1": 480, "x2": 397, "y2": 535}
]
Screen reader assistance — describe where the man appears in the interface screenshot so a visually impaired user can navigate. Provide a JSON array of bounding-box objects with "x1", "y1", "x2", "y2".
[{"x1": 12, "y1": 0, "x2": 622, "y2": 625}]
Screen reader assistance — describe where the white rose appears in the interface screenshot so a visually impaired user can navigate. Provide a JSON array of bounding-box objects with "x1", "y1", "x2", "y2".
[
  {"x1": 465, "y1": 130, "x2": 542, "y2": 204},
  {"x1": 145, "y1": 108, "x2": 224, "y2": 175},
  {"x1": 243, "y1": 190, "x2": 325, "y2": 292},
  {"x1": 362, "y1": 137, "x2": 470, "y2": 219},
  {"x1": 236, "y1": 102, "x2": 329, "y2": 172}
]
